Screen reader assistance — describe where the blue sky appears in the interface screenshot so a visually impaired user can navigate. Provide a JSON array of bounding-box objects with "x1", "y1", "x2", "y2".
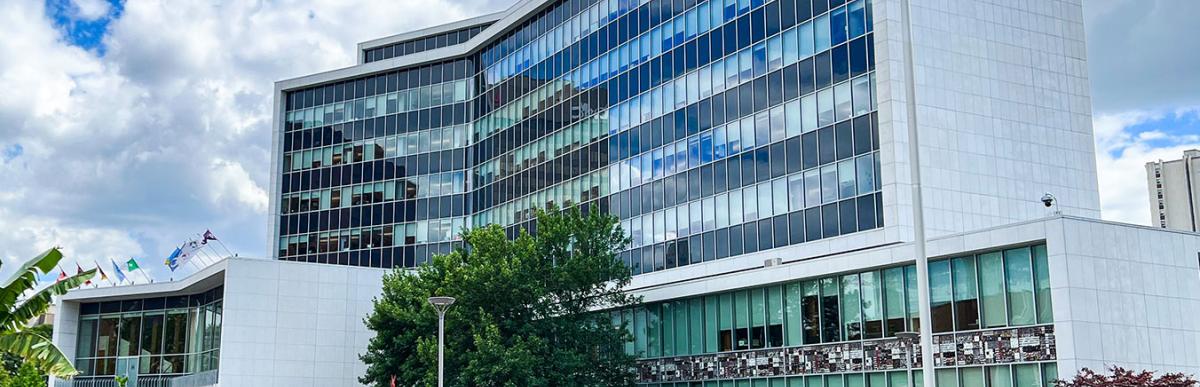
[
  {"x1": 2, "y1": 0, "x2": 1198, "y2": 285},
  {"x1": 45, "y1": 0, "x2": 122, "y2": 54}
]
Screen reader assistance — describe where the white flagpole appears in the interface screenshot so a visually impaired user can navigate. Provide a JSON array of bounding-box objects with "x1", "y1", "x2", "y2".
[
  {"x1": 191, "y1": 234, "x2": 218, "y2": 263},
  {"x1": 96, "y1": 260, "x2": 115, "y2": 287},
  {"x1": 195, "y1": 245, "x2": 220, "y2": 265},
  {"x1": 204, "y1": 231, "x2": 236, "y2": 257},
  {"x1": 185, "y1": 246, "x2": 207, "y2": 272},
  {"x1": 176, "y1": 239, "x2": 206, "y2": 272},
  {"x1": 215, "y1": 239, "x2": 236, "y2": 257},
  {"x1": 130, "y1": 260, "x2": 153, "y2": 284},
  {"x1": 197, "y1": 232, "x2": 235, "y2": 259},
  {"x1": 184, "y1": 260, "x2": 204, "y2": 275},
  {"x1": 107, "y1": 260, "x2": 120, "y2": 285}
]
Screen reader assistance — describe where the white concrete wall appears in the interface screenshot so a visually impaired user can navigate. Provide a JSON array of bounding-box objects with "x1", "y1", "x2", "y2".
[
  {"x1": 217, "y1": 259, "x2": 386, "y2": 387},
  {"x1": 872, "y1": 0, "x2": 1101, "y2": 241},
  {"x1": 1048, "y1": 218, "x2": 1200, "y2": 376},
  {"x1": 50, "y1": 302, "x2": 80, "y2": 387}
]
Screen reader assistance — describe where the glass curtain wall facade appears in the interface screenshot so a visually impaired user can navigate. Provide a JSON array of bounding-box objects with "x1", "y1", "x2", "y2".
[
  {"x1": 621, "y1": 244, "x2": 1054, "y2": 385},
  {"x1": 279, "y1": 0, "x2": 882, "y2": 273},
  {"x1": 72, "y1": 286, "x2": 223, "y2": 379},
  {"x1": 472, "y1": 0, "x2": 880, "y2": 275},
  {"x1": 364, "y1": 23, "x2": 494, "y2": 63},
  {"x1": 279, "y1": 60, "x2": 475, "y2": 267}
]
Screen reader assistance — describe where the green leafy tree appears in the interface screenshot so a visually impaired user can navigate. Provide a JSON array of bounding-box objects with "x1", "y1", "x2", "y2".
[
  {"x1": 360, "y1": 206, "x2": 640, "y2": 387},
  {"x1": 0, "y1": 361, "x2": 47, "y2": 387},
  {"x1": 0, "y1": 248, "x2": 95, "y2": 378}
]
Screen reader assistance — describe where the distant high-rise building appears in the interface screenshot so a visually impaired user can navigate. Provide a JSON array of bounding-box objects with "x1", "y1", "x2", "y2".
[{"x1": 1146, "y1": 149, "x2": 1200, "y2": 231}]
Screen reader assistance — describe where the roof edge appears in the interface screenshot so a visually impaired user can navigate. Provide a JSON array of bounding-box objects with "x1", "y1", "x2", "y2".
[
  {"x1": 275, "y1": 0, "x2": 554, "y2": 92},
  {"x1": 58, "y1": 258, "x2": 232, "y2": 302},
  {"x1": 356, "y1": 11, "x2": 506, "y2": 56}
]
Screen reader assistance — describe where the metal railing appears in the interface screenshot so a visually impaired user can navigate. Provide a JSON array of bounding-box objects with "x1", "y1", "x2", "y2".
[
  {"x1": 53, "y1": 371, "x2": 217, "y2": 387},
  {"x1": 169, "y1": 370, "x2": 219, "y2": 387}
]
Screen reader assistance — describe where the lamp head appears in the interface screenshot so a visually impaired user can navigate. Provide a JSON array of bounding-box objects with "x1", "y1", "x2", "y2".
[{"x1": 428, "y1": 296, "x2": 456, "y2": 307}]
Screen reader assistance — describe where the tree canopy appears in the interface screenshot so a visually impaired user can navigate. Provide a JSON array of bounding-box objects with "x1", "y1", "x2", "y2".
[{"x1": 360, "y1": 206, "x2": 640, "y2": 387}]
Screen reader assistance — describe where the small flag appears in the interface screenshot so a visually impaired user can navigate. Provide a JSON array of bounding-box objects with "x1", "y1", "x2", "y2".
[
  {"x1": 202, "y1": 229, "x2": 218, "y2": 242},
  {"x1": 127, "y1": 258, "x2": 140, "y2": 271},
  {"x1": 57, "y1": 269, "x2": 67, "y2": 282},
  {"x1": 111, "y1": 260, "x2": 127, "y2": 283},
  {"x1": 165, "y1": 247, "x2": 181, "y2": 271},
  {"x1": 77, "y1": 264, "x2": 91, "y2": 286},
  {"x1": 98, "y1": 265, "x2": 109, "y2": 282},
  {"x1": 177, "y1": 240, "x2": 204, "y2": 267}
]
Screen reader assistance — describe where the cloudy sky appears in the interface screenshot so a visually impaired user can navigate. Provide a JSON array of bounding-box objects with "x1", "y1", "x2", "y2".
[{"x1": 1, "y1": 0, "x2": 1198, "y2": 283}]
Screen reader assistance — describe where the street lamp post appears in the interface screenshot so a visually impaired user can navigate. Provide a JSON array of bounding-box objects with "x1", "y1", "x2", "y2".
[
  {"x1": 896, "y1": 332, "x2": 919, "y2": 387},
  {"x1": 428, "y1": 296, "x2": 456, "y2": 387}
]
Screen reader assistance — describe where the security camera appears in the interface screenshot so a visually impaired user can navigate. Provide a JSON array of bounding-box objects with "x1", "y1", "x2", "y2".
[{"x1": 1041, "y1": 193, "x2": 1055, "y2": 208}]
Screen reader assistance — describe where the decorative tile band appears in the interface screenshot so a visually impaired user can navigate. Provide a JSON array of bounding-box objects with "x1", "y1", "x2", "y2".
[{"x1": 636, "y1": 325, "x2": 1055, "y2": 383}]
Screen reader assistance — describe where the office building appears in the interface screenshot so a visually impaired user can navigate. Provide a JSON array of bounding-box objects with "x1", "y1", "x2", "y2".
[
  {"x1": 52, "y1": 0, "x2": 1200, "y2": 386},
  {"x1": 1146, "y1": 149, "x2": 1200, "y2": 231}
]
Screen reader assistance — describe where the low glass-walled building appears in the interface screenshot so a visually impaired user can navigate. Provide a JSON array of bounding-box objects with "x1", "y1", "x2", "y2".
[
  {"x1": 622, "y1": 244, "x2": 1058, "y2": 386},
  {"x1": 72, "y1": 286, "x2": 222, "y2": 380},
  {"x1": 54, "y1": 272, "x2": 226, "y2": 387}
]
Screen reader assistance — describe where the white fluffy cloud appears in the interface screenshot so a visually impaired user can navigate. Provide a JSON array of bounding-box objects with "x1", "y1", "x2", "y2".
[
  {"x1": 1093, "y1": 108, "x2": 1200, "y2": 226},
  {"x1": 0, "y1": 0, "x2": 503, "y2": 281},
  {"x1": 70, "y1": 0, "x2": 111, "y2": 21},
  {"x1": 6, "y1": 0, "x2": 1192, "y2": 283}
]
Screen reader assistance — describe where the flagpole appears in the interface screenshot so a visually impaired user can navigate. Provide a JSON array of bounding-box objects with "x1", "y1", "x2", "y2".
[
  {"x1": 197, "y1": 232, "x2": 235, "y2": 259},
  {"x1": 202, "y1": 230, "x2": 236, "y2": 258},
  {"x1": 185, "y1": 251, "x2": 206, "y2": 272},
  {"x1": 131, "y1": 260, "x2": 153, "y2": 284},
  {"x1": 187, "y1": 260, "x2": 204, "y2": 274},
  {"x1": 191, "y1": 235, "x2": 217, "y2": 264},
  {"x1": 174, "y1": 238, "x2": 206, "y2": 273},
  {"x1": 110, "y1": 259, "x2": 130, "y2": 285},
  {"x1": 214, "y1": 239, "x2": 236, "y2": 257},
  {"x1": 195, "y1": 247, "x2": 219, "y2": 266},
  {"x1": 96, "y1": 261, "x2": 115, "y2": 286}
]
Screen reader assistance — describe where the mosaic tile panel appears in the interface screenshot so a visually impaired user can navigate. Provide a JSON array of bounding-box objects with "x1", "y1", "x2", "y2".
[{"x1": 636, "y1": 325, "x2": 1054, "y2": 383}]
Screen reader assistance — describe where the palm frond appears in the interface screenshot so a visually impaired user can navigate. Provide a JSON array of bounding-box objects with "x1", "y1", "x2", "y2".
[
  {"x1": 1, "y1": 270, "x2": 94, "y2": 330},
  {"x1": 0, "y1": 329, "x2": 80, "y2": 378},
  {"x1": 0, "y1": 248, "x2": 62, "y2": 288},
  {"x1": 0, "y1": 248, "x2": 65, "y2": 314}
]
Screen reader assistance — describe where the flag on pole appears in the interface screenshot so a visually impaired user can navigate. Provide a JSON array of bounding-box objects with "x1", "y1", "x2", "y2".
[
  {"x1": 165, "y1": 240, "x2": 205, "y2": 271},
  {"x1": 165, "y1": 247, "x2": 181, "y2": 271},
  {"x1": 57, "y1": 268, "x2": 67, "y2": 282},
  {"x1": 98, "y1": 265, "x2": 109, "y2": 282},
  {"x1": 177, "y1": 239, "x2": 204, "y2": 266},
  {"x1": 202, "y1": 229, "x2": 218, "y2": 242},
  {"x1": 76, "y1": 264, "x2": 91, "y2": 286},
  {"x1": 111, "y1": 260, "x2": 127, "y2": 283},
  {"x1": 127, "y1": 258, "x2": 141, "y2": 271}
]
